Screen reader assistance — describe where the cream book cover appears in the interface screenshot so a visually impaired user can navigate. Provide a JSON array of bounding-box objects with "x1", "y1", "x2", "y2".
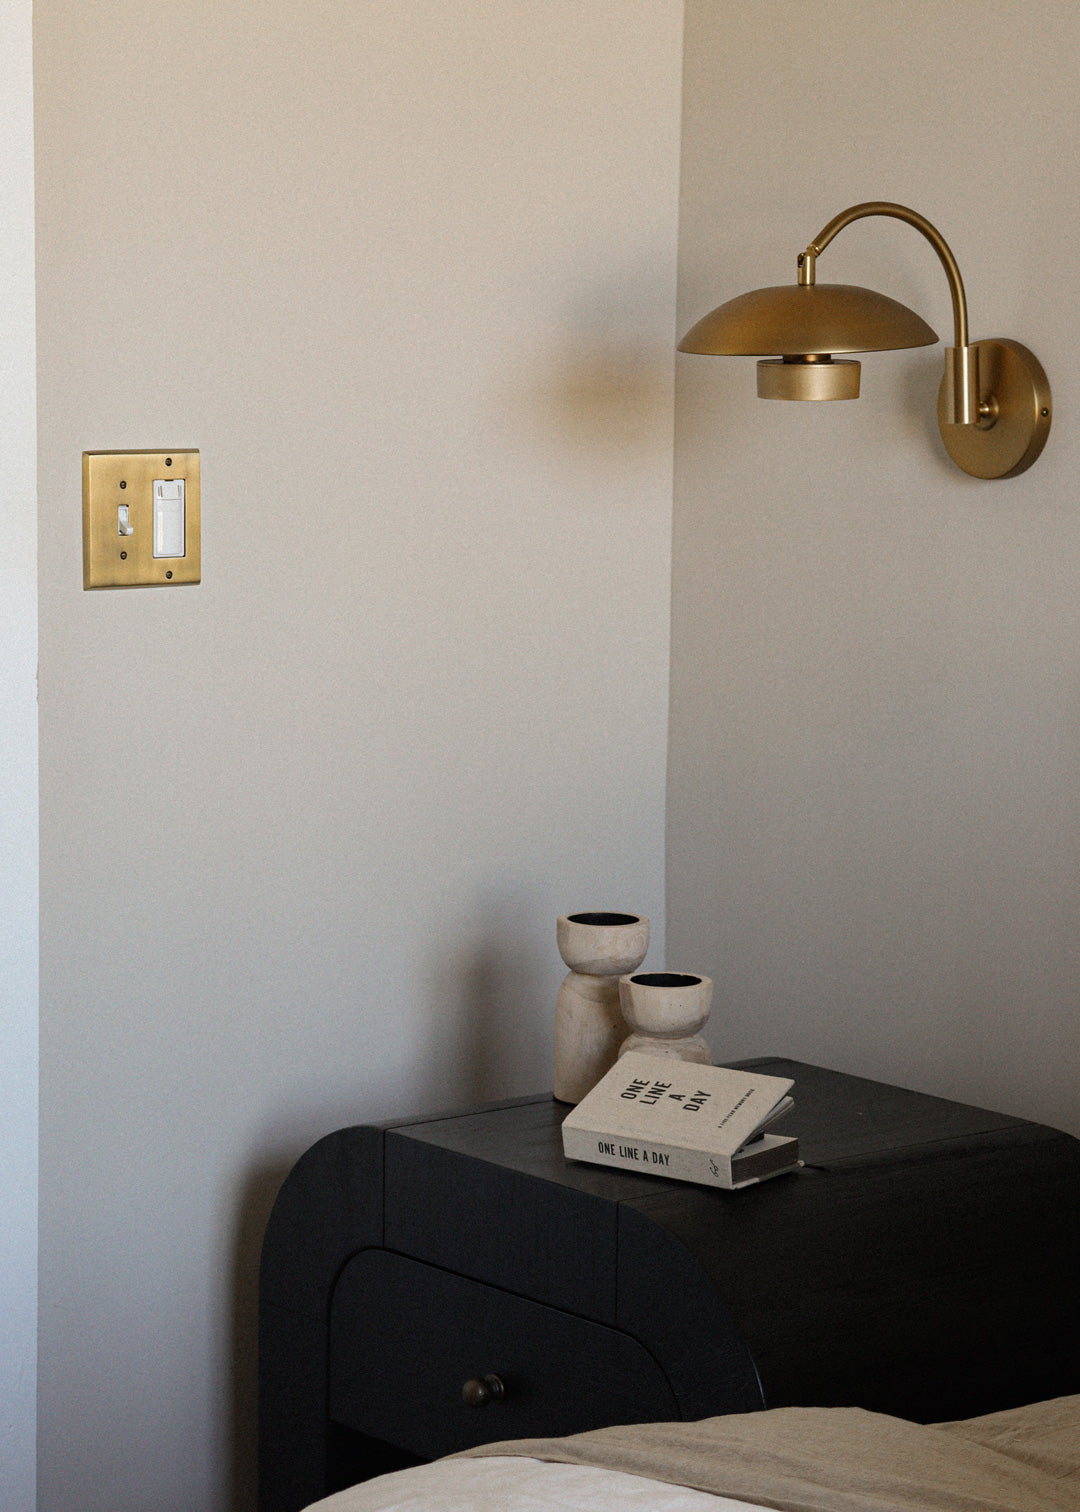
[{"x1": 561, "y1": 1051, "x2": 799, "y2": 1191}]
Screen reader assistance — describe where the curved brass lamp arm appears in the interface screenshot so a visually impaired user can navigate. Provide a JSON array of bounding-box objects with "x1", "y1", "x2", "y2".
[
  {"x1": 797, "y1": 201, "x2": 977, "y2": 424},
  {"x1": 797, "y1": 201, "x2": 969, "y2": 350}
]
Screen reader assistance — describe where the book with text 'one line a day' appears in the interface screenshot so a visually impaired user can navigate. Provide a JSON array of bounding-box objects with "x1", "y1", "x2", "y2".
[{"x1": 561, "y1": 1051, "x2": 799, "y2": 1191}]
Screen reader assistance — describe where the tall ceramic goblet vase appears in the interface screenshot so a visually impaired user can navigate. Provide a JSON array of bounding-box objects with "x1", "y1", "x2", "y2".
[
  {"x1": 617, "y1": 971, "x2": 713, "y2": 1066},
  {"x1": 553, "y1": 912, "x2": 649, "y2": 1104}
]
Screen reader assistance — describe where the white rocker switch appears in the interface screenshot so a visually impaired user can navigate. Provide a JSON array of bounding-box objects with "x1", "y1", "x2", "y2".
[{"x1": 153, "y1": 478, "x2": 185, "y2": 558}]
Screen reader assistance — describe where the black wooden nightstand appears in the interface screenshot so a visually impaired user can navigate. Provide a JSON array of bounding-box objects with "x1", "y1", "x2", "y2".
[{"x1": 258, "y1": 1058, "x2": 1080, "y2": 1512}]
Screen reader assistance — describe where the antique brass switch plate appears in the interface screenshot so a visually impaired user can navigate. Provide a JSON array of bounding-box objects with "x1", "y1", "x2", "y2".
[{"x1": 83, "y1": 450, "x2": 200, "y2": 589}]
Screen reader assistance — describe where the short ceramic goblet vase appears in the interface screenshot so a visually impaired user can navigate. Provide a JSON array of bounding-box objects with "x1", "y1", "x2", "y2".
[
  {"x1": 553, "y1": 911, "x2": 649, "y2": 1104},
  {"x1": 617, "y1": 971, "x2": 713, "y2": 1066}
]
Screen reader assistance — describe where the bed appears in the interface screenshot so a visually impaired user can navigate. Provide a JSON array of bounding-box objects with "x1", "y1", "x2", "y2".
[{"x1": 303, "y1": 1395, "x2": 1079, "y2": 1512}]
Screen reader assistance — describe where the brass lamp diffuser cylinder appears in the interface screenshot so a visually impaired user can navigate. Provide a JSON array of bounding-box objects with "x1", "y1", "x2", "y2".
[{"x1": 757, "y1": 356, "x2": 860, "y2": 401}]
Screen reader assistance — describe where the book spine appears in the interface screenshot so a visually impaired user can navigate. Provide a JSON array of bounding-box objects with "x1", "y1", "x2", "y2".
[{"x1": 561, "y1": 1123, "x2": 736, "y2": 1189}]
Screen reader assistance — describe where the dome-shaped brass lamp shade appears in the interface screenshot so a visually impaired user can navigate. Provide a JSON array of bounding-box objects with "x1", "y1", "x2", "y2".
[{"x1": 677, "y1": 283, "x2": 939, "y2": 357}]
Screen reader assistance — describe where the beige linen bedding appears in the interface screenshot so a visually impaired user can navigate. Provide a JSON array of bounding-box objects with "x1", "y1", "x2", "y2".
[
  {"x1": 305, "y1": 1456, "x2": 769, "y2": 1512},
  {"x1": 457, "y1": 1394, "x2": 1079, "y2": 1512}
]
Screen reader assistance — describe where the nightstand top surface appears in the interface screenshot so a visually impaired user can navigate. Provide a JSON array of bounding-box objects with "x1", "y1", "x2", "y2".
[{"x1": 388, "y1": 1057, "x2": 1038, "y2": 1199}]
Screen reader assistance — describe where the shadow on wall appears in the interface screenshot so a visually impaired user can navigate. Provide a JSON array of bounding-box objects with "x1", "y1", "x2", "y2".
[
  {"x1": 417, "y1": 926, "x2": 554, "y2": 1108},
  {"x1": 898, "y1": 346, "x2": 958, "y2": 469},
  {"x1": 225, "y1": 921, "x2": 554, "y2": 1509},
  {"x1": 534, "y1": 339, "x2": 674, "y2": 457},
  {"x1": 229, "y1": 1157, "x2": 297, "y2": 1512},
  {"x1": 497, "y1": 275, "x2": 677, "y2": 468}
]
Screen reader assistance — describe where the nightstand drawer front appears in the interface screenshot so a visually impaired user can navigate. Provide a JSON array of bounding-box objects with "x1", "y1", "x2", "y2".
[
  {"x1": 385, "y1": 1127, "x2": 618, "y2": 1321},
  {"x1": 329, "y1": 1249, "x2": 678, "y2": 1460}
]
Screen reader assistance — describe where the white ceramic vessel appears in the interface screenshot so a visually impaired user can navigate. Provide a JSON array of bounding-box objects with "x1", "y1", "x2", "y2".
[
  {"x1": 617, "y1": 971, "x2": 713, "y2": 1065},
  {"x1": 553, "y1": 911, "x2": 649, "y2": 1103}
]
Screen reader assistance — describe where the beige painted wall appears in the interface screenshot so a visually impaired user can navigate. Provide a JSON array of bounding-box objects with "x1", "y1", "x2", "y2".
[
  {"x1": 34, "y1": 4, "x2": 682, "y2": 1508},
  {"x1": 670, "y1": 0, "x2": 1080, "y2": 1138},
  {"x1": 0, "y1": 2, "x2": 37, "y2": 1506}
]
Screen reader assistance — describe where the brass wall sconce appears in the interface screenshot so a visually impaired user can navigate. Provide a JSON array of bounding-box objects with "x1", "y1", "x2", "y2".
[{"x1": 678, "y1": 202, "x2": 1051, "y2": 479}]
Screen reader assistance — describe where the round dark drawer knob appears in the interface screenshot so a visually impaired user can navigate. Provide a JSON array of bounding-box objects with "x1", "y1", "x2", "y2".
[{"x1": 462, "y1": 1373, "x2": 505, "y2": 1408}]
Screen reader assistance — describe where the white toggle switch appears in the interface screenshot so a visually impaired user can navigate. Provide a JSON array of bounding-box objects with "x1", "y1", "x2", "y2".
[
  {"x1": 117, "y1": 503, "x2": 134, "y2": 536},
  {"x1": 153, "y1": 479, "x2": 185, "y2": 558}
]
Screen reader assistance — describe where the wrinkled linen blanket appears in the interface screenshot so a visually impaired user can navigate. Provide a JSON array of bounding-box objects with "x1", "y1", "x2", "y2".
[{"x1": 456, "y1": 1394, "x2": 1079, "y2": 1512}]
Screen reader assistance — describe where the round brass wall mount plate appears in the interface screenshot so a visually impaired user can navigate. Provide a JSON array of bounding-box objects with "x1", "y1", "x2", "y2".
[{"x1": 937, "y1": 339, "x2": 1051, "y2": 478}]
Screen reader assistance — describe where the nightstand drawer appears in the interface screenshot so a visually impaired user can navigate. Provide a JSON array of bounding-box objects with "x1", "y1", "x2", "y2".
[{"x1": 328, "y1": 1248, "x2": 678, "y2": 1460}]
